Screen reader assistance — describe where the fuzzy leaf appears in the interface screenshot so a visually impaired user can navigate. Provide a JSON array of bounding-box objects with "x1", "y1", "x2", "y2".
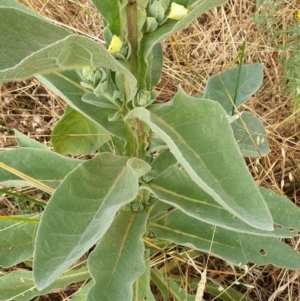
[
  {"x1": 33, "y1": 153, "x2": 139, "y2": 290},
  {"x1": 0, "y1": 148, "x2": 82, "y2": 189},
  {"x1": 91, "y1": 0, "x2": 121, "y2": 35},
  {"x1": 125, "y1": 87, "x2": 273, "y2": 231},
  {"x1": 51, "y1": 106, "x2": 110, "y2": 155},
  {"x1": 203, "y1": 64, "x2": 264, "y2": 115},
  {"x1": 146, "y1": 165, "x2": 300, "y2": 237},
  {"x1": 0, "y1": 215, "x2": 38, "y2": 268},
  {"x1": 87, "y1": 210, "x2": 148, "y2": 301},
  {"x1": 0, "y1": 5, "x2": 136, "y2": 100},
  {"x1": 149, "y1": 210, "x2": 300, "y2": 270}
]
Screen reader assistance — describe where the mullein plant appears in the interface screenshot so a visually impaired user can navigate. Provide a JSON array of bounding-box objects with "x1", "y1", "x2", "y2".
[{"x1": 0, "y1": 0, "x2": 300, "y2": 300}]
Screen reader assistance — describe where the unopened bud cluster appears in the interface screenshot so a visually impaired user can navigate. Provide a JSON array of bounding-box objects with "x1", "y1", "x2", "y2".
[
  {"x1": 106, "y1": 1, "x2": 190, "y2": 55},
  {"x1": 77, "y1": 66, "x2": 124, "y2": 118},
  {"x1": 77, "y1": 66, "x2": 107, "y2": 91},
  {"x1": 133, "y1": 89, "x2": 157, "y2": 108}
]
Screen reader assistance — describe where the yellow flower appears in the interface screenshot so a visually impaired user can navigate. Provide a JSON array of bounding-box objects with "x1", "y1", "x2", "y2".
[
  {"x1": 108, "y1": 35, "x2": 123, "y2": 54},
  {"x1": 297, "y1": 11, "x2": 300, "y2": 20},
  {"x1": 168, "y1": 2, "x2": 189, "y2": 20}
]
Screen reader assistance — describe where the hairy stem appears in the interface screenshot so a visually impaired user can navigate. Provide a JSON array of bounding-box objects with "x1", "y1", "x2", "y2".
[{"x1": 126, "y1": 1, "x2": 139, "y2": 82}]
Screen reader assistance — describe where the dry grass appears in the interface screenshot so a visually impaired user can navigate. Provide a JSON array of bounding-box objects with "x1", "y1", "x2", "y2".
[{"x1": 1, "y1": 0, "x2": 300, "y2": 300}]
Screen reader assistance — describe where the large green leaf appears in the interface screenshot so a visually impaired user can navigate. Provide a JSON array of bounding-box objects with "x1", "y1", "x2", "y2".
[
  {"x1": 146, "y1": 165, "x2": 300, "y2": 237},
  {"x1": 0, "y1": 4, "x2": 136, "y2": 100},
  {"x1": 36, "y1": 71, "x2": 129, "y2": 139},
  {"x1": 0, "y1": 2, "x2": 68, "y2": 72},
  {"x1": 142, "y1": 0, "x2": 227, "y2": 58},
  {"x1": 0, "y1": 267, "x2": 89, "y2": 301},
  {"x1": 0, "y1": 215, "x2": 38, "y2": 268},
  {"x1": 148, "y1": 210, "x2": 300, "y2": 270},
  {"x1": 203, "y1": 64, "x2": 264, "y2": 115},
  {"x1": 33, "y1": 153, "x2": 139, "y2": 290},
  {"x1": 87, "y1": 210, "x2": 148, "y2": 301},
  {"x1": 91, "y1": 0, "x2": 121, "y2": 35},
  {"x1": 125, "y1": 87, "x2": 273, "y2": 231},
  {"x1": 0, "y1": 148, "x2": 82, "y2": 189},
  {"x1": 231, "y1": 112, "x2": 270, "y2": 157},
  {"x1": 51, "y1": 106, "x2": 110, "y2": 155}
]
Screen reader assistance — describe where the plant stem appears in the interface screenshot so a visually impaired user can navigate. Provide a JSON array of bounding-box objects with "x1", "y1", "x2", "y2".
[
  {"x1": 125, "y1": 123, "x2": 138, "y2": 157},
  {"x1": 126, "y1": 1, "x2": 139, "y2": 82},
  {"x1": 136, "y1": 118, "x2": 147, "y2": 159}
]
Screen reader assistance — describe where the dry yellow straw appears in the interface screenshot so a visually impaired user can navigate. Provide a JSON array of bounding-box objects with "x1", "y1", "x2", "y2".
[{"x1": 0, "y1": 161, "x2": 54, "y2": 194}]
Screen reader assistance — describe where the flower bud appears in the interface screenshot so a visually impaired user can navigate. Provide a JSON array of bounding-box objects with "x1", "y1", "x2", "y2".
[
  {"x1": 81, "y1": 66, "x2": 96, "y2": 82},
  {"x1": 148, "y1": 0, "x2": 165, "y2": 22},
  {"x1": 134, "y1": 90, "x2": 156, "y2": 107},
  {"x1": 137, "y1": 90, "x2": 152, "y2": 106},
  {"x1": 108, "y1": 35, "x2": 123, "y2": 54},
  {"x1": 160, "y1": 0, "x2": 170, "y2": 11},
  {"x1": 145, "y1": 17, "x2": 158, "y2": 33},
  {"x1": 77, "y1": 67, "x2": 107, "y2": 91},
  {"x1": 168, "y1": 2, "x2": 189, "y2": 20}
]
